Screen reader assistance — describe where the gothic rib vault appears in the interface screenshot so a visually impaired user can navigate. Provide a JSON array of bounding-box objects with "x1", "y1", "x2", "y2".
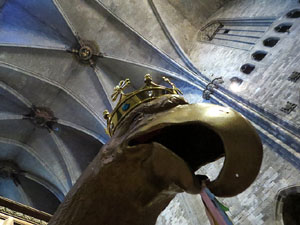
[{"x1": 0, "y1": 0, "x2": 213, "y2": 214}]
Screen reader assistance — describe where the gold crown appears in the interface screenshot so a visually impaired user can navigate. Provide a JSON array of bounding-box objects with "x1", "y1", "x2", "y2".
[{"x1": 103, "y1": 74, "x2": 183, "y2": 136}]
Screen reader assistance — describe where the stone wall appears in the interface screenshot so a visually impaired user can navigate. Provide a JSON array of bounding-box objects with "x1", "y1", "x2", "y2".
[
  {"x1": 167, "y1": 0, "x2": 230, "y2": 27},
  {"x1": 190, "y1": 0, "x2": 300, "y2": 128}
]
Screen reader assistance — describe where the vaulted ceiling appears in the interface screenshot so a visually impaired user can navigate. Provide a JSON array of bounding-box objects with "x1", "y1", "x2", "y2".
[
  {"x1": 1, "y1": 0, "x2": 299, "y2": 217},
  {"x1": 0, "y1": 0, "x2": 211, "y2": 213}
]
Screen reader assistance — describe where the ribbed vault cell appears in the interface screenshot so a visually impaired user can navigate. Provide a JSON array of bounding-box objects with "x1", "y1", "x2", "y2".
[
  {"x1": 0, "y1": 0, "x2": 77, "y2": 49},
  {"x1": 0, "y1": 160, "x2": 60, "y2": 214},
  {"x1": 0, "y1": 0, "x2": 202, "y2": 214}
]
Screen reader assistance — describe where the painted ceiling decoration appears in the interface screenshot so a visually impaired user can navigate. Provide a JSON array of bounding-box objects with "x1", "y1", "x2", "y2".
[{"x1": 0, "y1": 0, "x2": 299, "y2": 216}]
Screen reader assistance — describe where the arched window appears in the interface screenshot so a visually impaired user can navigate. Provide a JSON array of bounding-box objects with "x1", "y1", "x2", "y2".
[
  {"x1": 240, "y1": 64, "x2": 255, "y2": 74},
  {"x1": 230, "y1": 77, "x2": 243, "y2": 84},
  {"x1": 274, "y1": 23, "x2": 293, "y2": 33},
  {"x1": 263, "y1": 37, "x2": 280, "y2": 47},
  {"x1": 286, "y1": 9, "x2": 300, "y2": 18},
  {"x1": 252, "y1": 51, "x2": 267, "y2": 61},
  {"x1": 229, "y1": 77, "x2": 243, "y2": 92},
  {"x1": 275, "y1": 186, "x2": 300, "y2": 225}
]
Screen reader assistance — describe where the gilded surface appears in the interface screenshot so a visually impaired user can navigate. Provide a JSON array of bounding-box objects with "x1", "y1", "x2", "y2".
[
  {"x1": 104, "y1": 75, "x2": 183, "y2": 136},
  {"x1": 49, "y1": 96, "x2": 262, "y2": 225},
  {"x1": 0, "y1": 207, "x2": 47, "y2": 225}
]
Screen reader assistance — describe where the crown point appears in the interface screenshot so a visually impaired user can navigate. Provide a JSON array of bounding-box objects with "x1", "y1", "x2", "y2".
[
  {"x1": 111, "y1": 79, "x2": 131, "y2": 102},
  {"x1": 162, "y1": 76, "x2": 183, "y2": 95},
  {"x1": 105, "y1": 74, "x2": 184, "y2": 137},
  {"x1": 144, "y1": 74, "x2": 152, "y2": 85},
  {"x1": 103, "y1": 110, "x2": 110, "y2": 120}
]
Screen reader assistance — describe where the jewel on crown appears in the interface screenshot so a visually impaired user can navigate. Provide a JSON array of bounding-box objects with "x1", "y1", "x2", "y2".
[{"x1": 103, "y1": 74, "x2": 183, "y2": 136}]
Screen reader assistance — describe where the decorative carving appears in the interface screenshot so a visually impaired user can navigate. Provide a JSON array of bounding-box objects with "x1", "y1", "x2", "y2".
[
  {"x1": 70, "y1": 40, "x2": 103, "y2": 66},
  {"x1": 0, "y1": 161, "x2": 24, "y2": 186},
  {"x1": 103, "y1": 74, "x2": 183, "y2": 136},
  {"x1": 23, "y1": 106, "x2": 57, "y2": 131},
  {"x1": 111, "y1": 79, "x2": 131, "y2": 102},
  {"x1": 280, "y1": 102, "x2": 297, "y2": 114},
  {"x1": 202, "y1": 77, "x2": 224, "y2": 100},
  {"x1": 198, "y1": 22, "x2": 223, "y2": 41},
  {"x1": 49, "y1": 77, "x2": 263, "y2": 225},
  {"x1": 0, "y1": 206, "x2": 48, "y2": 225},
  {"x1": 162, "y1": 77, "x2": 183, "y2": 95}
]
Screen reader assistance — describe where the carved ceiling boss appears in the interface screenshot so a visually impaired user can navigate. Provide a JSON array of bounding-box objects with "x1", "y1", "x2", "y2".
[{"x1": 49, "y1": 75, "x2": 263, "y2": 225}]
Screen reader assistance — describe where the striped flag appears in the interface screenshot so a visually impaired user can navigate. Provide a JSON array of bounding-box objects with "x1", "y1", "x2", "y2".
[{"x1": 200, "y1": 188, "x2": 233, "y2": 225}]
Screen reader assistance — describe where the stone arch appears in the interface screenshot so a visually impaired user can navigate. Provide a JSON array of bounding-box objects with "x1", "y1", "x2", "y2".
[{"x1": 275, "y1": 185, "x2": 300, "y2": 225}]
